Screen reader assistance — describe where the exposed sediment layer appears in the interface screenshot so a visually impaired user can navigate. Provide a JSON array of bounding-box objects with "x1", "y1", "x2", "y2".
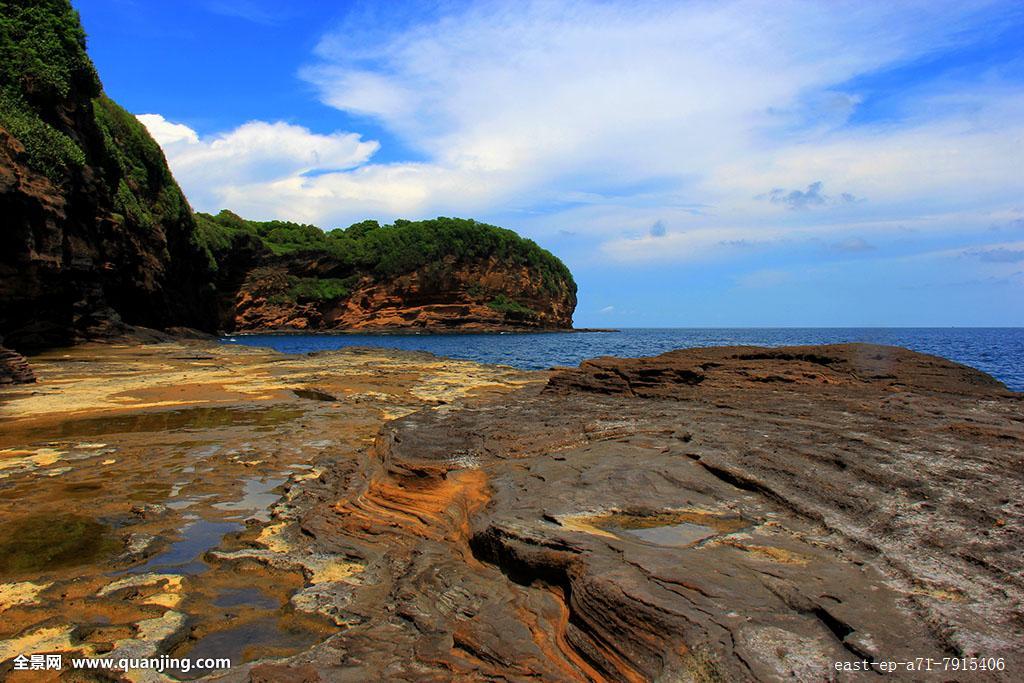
[
  {"x1": 1, "y1": 342, "x2": 1021, "y2": 682},
  {"x1": 229, "y1": 256, "x2": 576, "y2": 333},
  {"x1": 241, "y1": 343, "x2": 1022, "y2": 681},
  {"x1": 0, "y1": 341, "x2": 538, "y2": 681},
  {"x1": 0, "y1": 345, "x2": 33, "y2": 384}
]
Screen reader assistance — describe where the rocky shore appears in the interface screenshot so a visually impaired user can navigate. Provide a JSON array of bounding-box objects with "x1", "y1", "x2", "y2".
[{"x1": 1, "y1": 342, "x2": 1021, "y2": 681}]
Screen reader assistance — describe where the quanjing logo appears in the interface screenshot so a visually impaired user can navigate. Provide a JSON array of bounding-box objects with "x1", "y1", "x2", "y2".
[{"x1": 11, "y1": 653, "x2": 62, "y2": 671}]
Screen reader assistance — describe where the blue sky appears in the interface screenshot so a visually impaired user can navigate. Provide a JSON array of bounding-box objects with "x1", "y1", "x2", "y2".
[{"x1": 75, "y1": 0, "x2": 1024, "y2": 326}]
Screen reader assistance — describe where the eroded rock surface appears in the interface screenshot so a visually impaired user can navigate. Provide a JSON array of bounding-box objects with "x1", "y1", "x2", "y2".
[
  {"x1": 0, "y1": 341, "x2": 536, "y2": 681},
  {"x1": 0, "y1": 345, "x2": 34, "y2": 384},
  {"x1": 229, "y1": 256, "x2": 575, "y2": 333},
  {"x1": 2, "y1": 342, "x2": 1020, "y2": 682},
  {"x1": 249, "y1": 343, "x2": 1022, "y2": 682}
]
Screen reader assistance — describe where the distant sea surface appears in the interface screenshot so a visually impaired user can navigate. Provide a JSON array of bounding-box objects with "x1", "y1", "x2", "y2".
[{"x1": 222, "y1": 328, "x2": 1024, "y2": 392}]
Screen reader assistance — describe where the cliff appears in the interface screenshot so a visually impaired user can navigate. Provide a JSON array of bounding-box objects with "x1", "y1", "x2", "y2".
[
  {"x1": 0, "y1": 2, "x2": 576, "y2": 367},
  {"x1": 0, "y1": 0, "x2": 218, "y2": 353},
  {"x1": 196, "y1": 211, "x2": 577, "y2": 332}
]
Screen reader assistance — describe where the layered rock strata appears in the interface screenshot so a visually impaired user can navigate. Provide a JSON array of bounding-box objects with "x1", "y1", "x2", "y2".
[
  {"x1": 243, "y1": 343, "x2": 1022, "y2": 681},
  {"x1": 0, "y1": 102, "x2": 217, "y2": 351},
  {"x1": 229, "y1": 256, "x2": 575, "y2": 333},
  {"x1": 2, "y1": 342, "x2": 1019, "y2": 681},
  {"x1": 0, "y1": 344, "x2": 33, "y2": 384}
]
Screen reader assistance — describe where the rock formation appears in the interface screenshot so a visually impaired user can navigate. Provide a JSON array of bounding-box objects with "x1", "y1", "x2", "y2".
[
  {"x1": 1, "y1": 340, "x2": 1019, "y2": 680},
  {"x1": 249, "y1": 343, "x2": 1022, "y2": 681},
  {"x1": 0, "y1": 2, "x2": 218, "y2": 351},
  {"x1": 230, "y1": 256, "x2": 574, "y2": 332},
  {"x1": 0, "y1": 5, "x2": 577, "y2": 356},
  {"x1": 0, "y1": 343, "x2": 33, "y2": 384},
  {"x1": 197, "y1": 212, "x2": 577, "y2": 333}
]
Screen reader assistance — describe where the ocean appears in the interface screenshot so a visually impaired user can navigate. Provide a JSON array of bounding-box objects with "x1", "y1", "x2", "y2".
[{"x1": 221, "y1": 328, "x2": 1024, "y2": 392}]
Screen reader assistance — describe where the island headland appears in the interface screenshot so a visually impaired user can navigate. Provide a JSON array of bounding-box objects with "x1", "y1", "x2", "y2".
[{"x1": 0, "y1": 0, "x2": 576, "y2": 380}]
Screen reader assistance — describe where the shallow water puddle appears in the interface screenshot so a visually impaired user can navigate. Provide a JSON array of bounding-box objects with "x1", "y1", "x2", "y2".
[
  {"x1": 609, "y1": 521, "x2": 719, "y2": 547},
  {"x1": 129, "y1": 518, "x2": 241, "y2": 576},
  {"x1": 212, "y1": 586, "x2": 279, "y2": 610},
  {"x1": 0, "y1": 514, "x2": 120, "y2": 575},
  {"x1": 563, "y1": 508, "x2": 749, "y2": 548},
  {"x1": 166, "y1": 616, "x2": 322, "y2": 680},
  {"x1": 213, "y1": 476, "x2": 286, "y2": 521}
]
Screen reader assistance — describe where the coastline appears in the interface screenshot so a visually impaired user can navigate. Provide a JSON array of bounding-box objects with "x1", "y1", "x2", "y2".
[
  {"x1": 221, "y1": 326, "x2": 619, "y2": 337},
  {"x1": 0, "y1": 339, "x2": 1020, "y2": 680}
]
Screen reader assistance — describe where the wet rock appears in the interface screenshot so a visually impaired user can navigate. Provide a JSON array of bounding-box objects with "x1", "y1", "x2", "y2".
[
  {"x1": 117, "y1": 532, "x2": 160, "y2": 564},
  {"x1": 105, "y1": 610, "x2": 189, "y2": 661},
  {"x1": 0, "y1": 341, "x2": 538, "y2": 679},
  {"x1": 0, "y1": 581, "x2": 50, "y2": 612},
  {"x1": 292, "y1": 387, "x2": 337, "y2": 402},
  {"x1": 97, "y1": 573, "x2": 185, "y2": 609},
  {"x1": 131, "y1": 503, "x2": 170, "y2": 521},
  {"x1": 0, "y1": 344, "x2": 34, "y2": 384},
  {"x1": 248, "y1": 663, "x2": 322, "y2": 683}
]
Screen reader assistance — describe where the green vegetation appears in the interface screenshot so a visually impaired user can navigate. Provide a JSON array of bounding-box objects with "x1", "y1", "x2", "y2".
[
  {"x1": 0, "y1": 0, "x2": 190, "y2": 237},
  {"x1": 195, "y1": 210, "x2": 326, "y2": 258},
  {"x1": 288, "y1": 276, "x2": 356, "y2": 302},
  {"x1": 93, "y1": 95, "x2": 190, "y2": 230},
  {"x1": 487, "y1": 294, "x2": 539, "y2": 319},
  {"x1": 0, "y1": 0, "x2": 99, "y2": 179},
  {"x1": 194, "y1": 211, "x2": 577, "y2": 297},
  {"x1": 0, "y1": 0, "x2": 575, "y2": 326},
  {"x1": 0, "y1": 514, "x2": 118, "y2": 574}
]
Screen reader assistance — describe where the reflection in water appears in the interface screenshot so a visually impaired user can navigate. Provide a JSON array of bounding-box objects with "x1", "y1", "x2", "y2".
[
  {"x1": 213, "y1": 477, "x2": 286, "y2": 521},
  {"x1": 590, "y1": 508, "x2": 749, "y2": 548},
  {"x1": 167, "y1": 617, "x2": 321, "y2": 680},
  {"x1": 128, "y1": 518, "x2": 241, "y2": 575},
  {"x1": 610, "y1": 521, "x2": 717, "y2": 547},
  {"x1": 14, "y1": 405, "x2": 305, "y2": 442},
  {"x1": 0, "y1": 513, "x2": 119, "y2": 575},
  {"x1": 212, "y1": 586, "x2": 279, "y2": 610}
]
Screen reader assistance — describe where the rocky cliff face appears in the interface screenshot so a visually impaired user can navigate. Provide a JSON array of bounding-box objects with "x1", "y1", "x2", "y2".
[
  {"x1": 0, "y1": 1, "x2": 217, "y2": 352},
  {"x1": 195, "y1": 211, "x2": 577, "y2": 333},
  {"x1": 0, "y1": 121, "x2": 218, "y2": 351},
  {"x1": 231, "y1": 255, "x2": 575, "y2": 332},
  {"x1": 0, "y1": 4, "x2": 576, "y2": 351}
]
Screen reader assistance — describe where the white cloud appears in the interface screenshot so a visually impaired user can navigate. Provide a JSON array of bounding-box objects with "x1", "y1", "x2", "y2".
[
  {"x1": 135, "y1": 115, "x2": 379, "y2": 218},
  {"x1": 136, "y1": 114, "x2": 198, "y2": 146},
  {"x1": 138, "y1": 0, "x2": 1024, "y2": 261}
]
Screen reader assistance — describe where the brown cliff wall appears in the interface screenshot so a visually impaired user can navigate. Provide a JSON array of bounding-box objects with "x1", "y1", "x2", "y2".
[
  {"x1": 229, "y1": 255, "x2": 575, "y2": 332},
  {"x1": 0, "y1": 2, "x2": 218, "y2": 352},
  {"x1": 0, "y1": 123, "x2": 218, "y2": 351}
]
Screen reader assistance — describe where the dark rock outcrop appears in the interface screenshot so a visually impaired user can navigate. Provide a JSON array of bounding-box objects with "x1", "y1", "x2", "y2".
[
  {"x1": 1, "y1": 6, "x2": 577, "y2": 351},
  {"x1": 0, "y1": 2, "x2": 218, "y2": 353},
  {"x1": 547, "y1": 343, "x2": 1011, "y2": 398},
  {"x1": 262, "y1": 343, "x2": 1022, "y2": 681},
  {"x1": 0, "y1": 343, "x2": 34, "y2": 384}
]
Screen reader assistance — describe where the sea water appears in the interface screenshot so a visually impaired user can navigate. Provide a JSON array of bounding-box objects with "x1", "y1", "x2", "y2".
[{"x1": 221, "y1": 328, "x2": 1024, "y2": 392}]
